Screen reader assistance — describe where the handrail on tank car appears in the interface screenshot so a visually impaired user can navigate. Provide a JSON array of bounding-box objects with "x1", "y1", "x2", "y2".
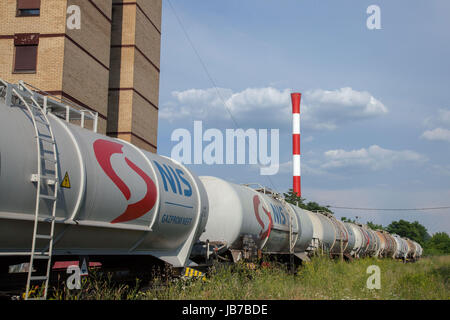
[
  {"x1": 20, "y1": 81, "x2": 98, "y2": 119},
  {"x1": 0, "y1": 79, "x2": 8, "y2": 98},
  {"x1": 242, "y1": 183, "x2": 281, "y2": 199},
  {"x1": 0, "y1": 79, "x2": 99, "y2": 132}
]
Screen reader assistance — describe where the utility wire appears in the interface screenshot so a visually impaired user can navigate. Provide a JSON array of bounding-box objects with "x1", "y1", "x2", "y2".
[
  {"x1": 167, "y1": 0, "x2": 240, "y2": 129},
  {"x1": 327, "y1": 205, "x2": 450, "y2": 212},
  {"x1": 167, "y1": 0, "x2": 279, "y2": 191}
]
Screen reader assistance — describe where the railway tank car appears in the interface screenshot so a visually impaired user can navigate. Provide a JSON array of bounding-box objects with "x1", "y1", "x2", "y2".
[
  {"x1": 356, "y1": 225, "x2": 370, "y2": 257},
  {"x1": 343, "y1": 222, "x2": 360, "y2": 258},
  {"x1": 0, "y1": 81, "x2": 209, "y2": 268},
  {"x1": 191, "y1": 177, "x2": 316, "y2": 262},
  {"x1": 393, "y1": 235, "x2": 409, "y2": 260},
  {"x1": 378, "y1": 231, "x2": 396, "y2": 258}
]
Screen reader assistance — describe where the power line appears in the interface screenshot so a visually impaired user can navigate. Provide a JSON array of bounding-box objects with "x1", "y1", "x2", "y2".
[
  {"x1": 167, "y1": 0, "x2": 279, "y2": 191},
  {"x1": 166, "y1": 0, "x2": 240, "y2": 129},
  {"x1": 327, "y1": 205, "x2": 450, "y2": 212}
]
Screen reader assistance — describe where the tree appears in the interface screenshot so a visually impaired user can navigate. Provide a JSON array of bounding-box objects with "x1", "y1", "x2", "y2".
[
  {"x1": 283, "y1": 189, "x2": 306, "y2": 207},
  {"x1": 305, "y1": 201, "x2": 333, "y2": 213},
  {"x1": 283, "y1": 189, "x2": 333, "y2": 214},
  {"x1": 425, "y1": 232, "x2": 450, "y2": 255},
  {"x1": 386, "y1": 219, "x2": 431, "y2": 246},
  {"x1": 367, "y1": 221, "x2": 385, "y2": 231}
]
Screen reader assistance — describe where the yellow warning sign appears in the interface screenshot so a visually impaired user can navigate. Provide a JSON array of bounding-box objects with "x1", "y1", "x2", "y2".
[{"x1": 61, "y1": 172, "x2": 71, "y2": 189}]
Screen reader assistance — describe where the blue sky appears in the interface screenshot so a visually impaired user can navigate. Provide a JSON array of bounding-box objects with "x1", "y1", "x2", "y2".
[{"x1": 156, "y1": 0, "x2": 450, "y2": 234}]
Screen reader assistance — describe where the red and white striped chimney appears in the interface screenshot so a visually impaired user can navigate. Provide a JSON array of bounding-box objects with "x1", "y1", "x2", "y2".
[{"x1": 291, "y1": 93, "x2": 302, "y2": 197}]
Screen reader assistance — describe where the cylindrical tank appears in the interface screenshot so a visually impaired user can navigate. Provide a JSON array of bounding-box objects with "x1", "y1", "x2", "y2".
[
  {"x1": 304, "y1": 210, "x2": 323, "y2": 253},
  {"x1": 366, "y1": 228, "x2": 380, "y2": 257},
  {"x1": 198, "y1": 177, "x2": 312, "y2": 258},
  {"x1": 392, "y1": 236, "x2": 402, "y2": 259},
  {"x1": 384, "y1": 233, "x2": 397, "y2": 258},
  {"x1": 414, "y1": 242, "x2": 423, "y2": 259},
  {"x1": 289, "y1": 206, "x2": 315, "y2": 253},
  {"x1": 314, "y1": 213, "x2": 337, "y2": 254},
  {"x1": 406, "y1": 239, "x2": 416, "y2": 260},
  {"x1": 403, "y1": 238, "x2": 411, "y2": 258},
  {"x1": 347, "y1": 223, "x2": 363, "y2": 257},
  {"x1": 343, "y1": 223, "x2": 356, "y2": 255},
  {"x1": 362, "y1": 227, "x2": 374, "y2": 256},
  {"x1": 357, "y1": 225, "x2": 370, "y2": 257},
  {"x1": 328, "y1": 215, "x2": 349, "y2": 255},
  {"x1": 375, "y1": 231, "x2": 386, "y2": 257},
  {"x1": 393, "y1": 235, "x2": 408, "y2": 259},
  {"x1": 0, "y1": 98, "x2": 209, "y2": 267},
  {"x1": 380, "y1": 231, "x2": 392, "y2": 258}
]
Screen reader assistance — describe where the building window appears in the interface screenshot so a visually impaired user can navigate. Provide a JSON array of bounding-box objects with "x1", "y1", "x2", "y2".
[
  {"x1": 17, "y1": 0, "x2": 41, "y2": 17},
  {"x1": 14, "y1": 34, "x2": 39, "y2": 73}
]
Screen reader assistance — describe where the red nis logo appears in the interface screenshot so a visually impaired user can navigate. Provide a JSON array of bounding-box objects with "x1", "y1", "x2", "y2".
[
  {"x1": 253, "y1": 195, "x2": 273, "y2": 240},
  {"x1": 93, "y1": 139, "x2": 157, "y2": 224}
]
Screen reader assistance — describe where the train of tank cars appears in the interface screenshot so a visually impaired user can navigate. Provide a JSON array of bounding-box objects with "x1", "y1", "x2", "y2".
[{"x1": 0, "y1": 80, "x2": 422, "y2": 297}]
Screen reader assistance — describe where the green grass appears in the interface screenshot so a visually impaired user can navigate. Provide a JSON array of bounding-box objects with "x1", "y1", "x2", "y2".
[{"x1": 52, "y1": 255, "x2": 449, "y2": 300}]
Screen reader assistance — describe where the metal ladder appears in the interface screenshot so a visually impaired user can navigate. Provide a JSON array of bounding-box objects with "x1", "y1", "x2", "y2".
[
  {"x1": 279, "y1": 198, "x2": 297, "y2": 268},
  {"x1": 12, "y1": 82, "x2": 59, "y2": 300}
]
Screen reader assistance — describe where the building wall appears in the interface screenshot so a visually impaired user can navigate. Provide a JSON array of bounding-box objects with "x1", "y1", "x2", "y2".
[
  {"x1": 108, "y1": 0, "x2": 161, "y2": 153},
  {"x1": 61, "y1": 0, "x2": 113, "y2": 134},
  {"x1": 0, "y1": 0, "x2": 161, "y2": 149},
  {"x1": 0, "y1": 0, "x2": 67, "y2": 92}
]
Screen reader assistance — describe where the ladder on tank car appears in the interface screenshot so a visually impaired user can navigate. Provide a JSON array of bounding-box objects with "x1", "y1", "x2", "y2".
[
  {"x1": 11, "y1": 82, "x2": 59, "y2": 300},
  {"x1": 1, "y1": 79, "x2": 100, "y2": 299}
]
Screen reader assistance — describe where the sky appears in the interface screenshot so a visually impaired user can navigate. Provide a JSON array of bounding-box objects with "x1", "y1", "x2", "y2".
[{"x1": 156, "y1": 0, "x2": 450, "y2": 234}]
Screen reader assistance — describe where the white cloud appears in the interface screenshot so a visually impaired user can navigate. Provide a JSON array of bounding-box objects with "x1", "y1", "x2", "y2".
[
  {"x1": 160, "y1": 86, "x2": 388, "y2": 130},
  {"x1": 430, "y1": 164, "x2": 450, "y2": 176},
  {"x1": 424, "y1": 108, "x2": 450, "y2": 128},
  {"x1": 438, "y1": 109, "x2": 450, "y2": 126},
  {"x1": 321, "y1": 145, "x2": 427, "y2": 171},
  {"x1": 303, "y1": 87, "x2": 388, "y2": 130},
  {"x1": 421, "y1": 128, "x2": 450, "y2": 142},
  {"x1": 278, "y1": 160, "x2": 336, "y2": 177}
]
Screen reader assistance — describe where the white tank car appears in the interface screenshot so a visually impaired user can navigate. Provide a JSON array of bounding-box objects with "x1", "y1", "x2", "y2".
[
  {"x1": 304, "y1": 211, "x2": 323, "y2": 253},
  {"x1": 196, "y1": 177, "x2": 314, "y2": 261},
  {"x1": 0, "y1": 84, "x2": 208, "y2": 267},
  {"x1": 416, "y1": 241, "x2": 423, "y2": 258},
  {"x1": 415, "y1": 242, "x2": 423, "y2": 259},
  {"x1": 328, "y1": 215, "x2": 349, "y2": 255},
  {"x1": 343, "y1": 223, "x2": 355, "y2": 256},
  {"x1": 314, "y1": 213, "x2": 337, "y2": 253},
  {"x1": 289, "y1": 206, "x2": 314, "y2": 255},
  {"x1": 403, "y1": 238, "x2": 411, "y2": 259},
  {"x1": 343, "y1": 223, "x2": 360, "y2": 257},
  {"x1": 393, "y1": 235, "x2": 409, "y2": 259}
]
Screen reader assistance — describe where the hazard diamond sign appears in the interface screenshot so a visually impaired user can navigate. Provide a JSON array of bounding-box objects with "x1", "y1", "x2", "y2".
[{"x1": 61, "y1": 172, "x2": 71, "y2": 189}]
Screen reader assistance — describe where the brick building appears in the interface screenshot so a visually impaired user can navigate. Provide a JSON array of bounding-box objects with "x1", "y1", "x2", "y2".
[{"x1": 0, "y1": 0, "x2": 161, "y2": 152}]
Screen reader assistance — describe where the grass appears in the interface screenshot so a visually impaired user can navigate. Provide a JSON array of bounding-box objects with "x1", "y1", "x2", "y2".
[{"x1": 51, "y1": 255, "x2": 449, "y2": 300}]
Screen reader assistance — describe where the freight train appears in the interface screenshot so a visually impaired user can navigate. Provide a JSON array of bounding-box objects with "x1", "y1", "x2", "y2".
[{"x1": 0, "y1": 80, "x2": 422, "y2": 298}]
